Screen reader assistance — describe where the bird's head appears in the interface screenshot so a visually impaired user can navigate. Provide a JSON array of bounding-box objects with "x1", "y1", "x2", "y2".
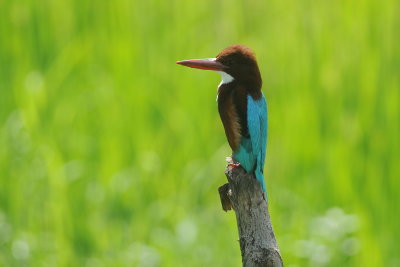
[{"x1": 177, "y1": 44, "x2": 262, "y2": 91}]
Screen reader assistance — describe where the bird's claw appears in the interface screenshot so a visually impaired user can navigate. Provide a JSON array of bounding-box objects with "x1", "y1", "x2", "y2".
[
  {"x1": 228, "y1": 162, "x2": 241, "y2": 169},
  {"x1": 226, "y1": 157, "x2": 240, "y2": 169}
]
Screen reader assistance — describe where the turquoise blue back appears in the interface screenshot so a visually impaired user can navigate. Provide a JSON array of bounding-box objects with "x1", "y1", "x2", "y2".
[{"x1": 233, "y1": 94, "x2": 268, "y2": 193}]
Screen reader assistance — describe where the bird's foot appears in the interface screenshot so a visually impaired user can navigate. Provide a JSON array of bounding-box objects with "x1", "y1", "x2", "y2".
[
  {"x1": 228, "y1": 162, "x2": 241, "y2": 169},
  {"x1": 226, "y1": 157, "x2": 240, "y2": 169}
]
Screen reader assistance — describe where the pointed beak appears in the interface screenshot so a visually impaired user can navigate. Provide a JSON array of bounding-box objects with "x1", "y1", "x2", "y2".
[{"x1": 176, "y1": 58, "x2": 226, "y2": 71}]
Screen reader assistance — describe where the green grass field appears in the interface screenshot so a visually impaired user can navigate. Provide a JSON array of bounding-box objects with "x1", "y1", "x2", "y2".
[{"x1": 0, "y1": 0, "x2": 398, "y2": 266}]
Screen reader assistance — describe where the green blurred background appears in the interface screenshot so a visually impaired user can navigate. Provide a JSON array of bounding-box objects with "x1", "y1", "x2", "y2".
[{"x1": 0, "y1": 0, "x2": 398, "y2": 266}]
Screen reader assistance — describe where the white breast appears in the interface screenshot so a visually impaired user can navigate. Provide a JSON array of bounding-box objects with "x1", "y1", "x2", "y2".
[
  {"x1": 215, "y1": 71, "x2": 234, "y2": 101},
  {"x1": 216, "y1": 71, "x2": 234, "y2": 87}
]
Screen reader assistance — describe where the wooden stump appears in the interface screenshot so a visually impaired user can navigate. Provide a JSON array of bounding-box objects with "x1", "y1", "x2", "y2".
[{"x1": 218, "y1": 166, "x2": 283, "y2": 267}]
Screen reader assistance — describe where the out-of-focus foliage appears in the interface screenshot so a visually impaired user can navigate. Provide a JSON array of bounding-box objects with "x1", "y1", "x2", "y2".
[{"x1": 0, "y1": 0, "x2": 398, "y2": 266}]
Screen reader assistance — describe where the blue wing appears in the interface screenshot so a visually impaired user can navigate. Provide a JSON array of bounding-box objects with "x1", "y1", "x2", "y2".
[
  {"x1": 247, "y1": 94, "x2": 268, "y2": 192},
  {"x1": 233, "y1": 94, "x2": 268, "y2": 192}
]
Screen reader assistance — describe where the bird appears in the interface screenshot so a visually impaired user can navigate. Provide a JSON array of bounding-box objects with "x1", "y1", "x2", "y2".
[{"x1": 176, "y1": 44, "x2": 268, "y2": 195}]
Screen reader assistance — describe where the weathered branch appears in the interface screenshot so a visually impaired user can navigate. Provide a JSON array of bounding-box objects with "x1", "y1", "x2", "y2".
[{"x1": 218, "y1": 166, "x2": 283, "y2": 267}]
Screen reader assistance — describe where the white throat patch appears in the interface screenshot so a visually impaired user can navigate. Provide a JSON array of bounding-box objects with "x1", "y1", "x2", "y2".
[
  {"x1": 216, "y1": 71, "x2": 234, "y2": 87},
  {"x1": 215, "y1": 71, "x2": 234, "y2": 101}
]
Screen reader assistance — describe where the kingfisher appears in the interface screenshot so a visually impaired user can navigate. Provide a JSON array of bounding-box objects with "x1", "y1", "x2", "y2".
[{"x1": 177, "y1": 44, "x2": 268, "y2": 195}]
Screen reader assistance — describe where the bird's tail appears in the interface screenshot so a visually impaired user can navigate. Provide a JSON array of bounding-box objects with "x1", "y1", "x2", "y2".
[{"x1": 255, "y1": 169, "x2": 267, "y2": 198}]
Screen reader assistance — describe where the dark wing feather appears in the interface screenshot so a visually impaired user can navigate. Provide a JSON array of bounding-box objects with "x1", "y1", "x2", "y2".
[{"x1": 217, "y1": 84, "x2": 242, "y2": 151}]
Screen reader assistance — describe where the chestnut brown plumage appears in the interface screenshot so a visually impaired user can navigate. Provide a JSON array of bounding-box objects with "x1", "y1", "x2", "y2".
[{"x1": 177, "y1": 44, "x2": 268, "y2": 193}]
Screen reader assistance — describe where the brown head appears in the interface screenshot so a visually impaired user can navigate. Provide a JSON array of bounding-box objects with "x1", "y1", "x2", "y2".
[{"x1": 177, "y1": 44, "x2": 262, "y2": 93}]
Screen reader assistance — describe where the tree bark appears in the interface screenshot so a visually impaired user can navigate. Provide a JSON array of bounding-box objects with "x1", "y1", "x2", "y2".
[{"x1": 218, "y1": 166, "x2": 283, "y2": 267}]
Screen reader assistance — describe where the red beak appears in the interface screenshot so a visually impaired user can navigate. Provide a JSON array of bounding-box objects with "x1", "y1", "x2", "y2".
[{"x1": 176, "y1": 58, "x2": 226, "y2": 71}]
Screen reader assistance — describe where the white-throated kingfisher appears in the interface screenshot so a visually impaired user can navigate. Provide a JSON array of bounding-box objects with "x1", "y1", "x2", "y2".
[{"x1": 177, "y1": 44, "x2": 268, "y2": 195}]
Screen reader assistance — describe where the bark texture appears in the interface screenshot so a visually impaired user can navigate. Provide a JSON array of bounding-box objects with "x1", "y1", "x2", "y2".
[{"x1": 218, "y1": 166, "x2": 283, "y2": 267}]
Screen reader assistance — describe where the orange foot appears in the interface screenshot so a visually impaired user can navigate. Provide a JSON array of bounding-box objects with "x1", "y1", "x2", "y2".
[{"x1": 228, "y1": 162, "x2": 241, "y2": 168}]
